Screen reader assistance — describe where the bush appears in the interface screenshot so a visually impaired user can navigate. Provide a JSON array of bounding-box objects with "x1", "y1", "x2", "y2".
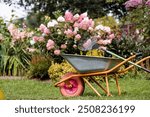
[
  {"x1": 117, "y1": 0, "x2": 150, "y2": 57},
  {"x1": 86, "y1": 49, "x2": 104, "y2": 56},
  {"x1": 107, "y1": 25, "x2": 150, "y2": 58},
  {"x1": 27, "y1": 55, "x2": 51, "y2": 80},
  {"x1": 0, "y1": 17, "x2": 32, "y2": 76},
  {"x1": 48, "y1": 61, "x2": 76, "y2": 81},
  {"x1": 30, "y1": 11, "x2": 116, "y2": 63}
]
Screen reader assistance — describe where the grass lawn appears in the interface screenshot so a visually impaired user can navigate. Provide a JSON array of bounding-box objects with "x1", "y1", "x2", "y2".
[{"x1": 0, "y1": 72, "x2": 150, "y2": 100}]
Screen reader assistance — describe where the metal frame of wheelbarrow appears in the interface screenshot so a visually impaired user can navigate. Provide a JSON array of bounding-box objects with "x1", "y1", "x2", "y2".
[{"x1": 55, "y1": 54, "x2": 150, "y2": 97}]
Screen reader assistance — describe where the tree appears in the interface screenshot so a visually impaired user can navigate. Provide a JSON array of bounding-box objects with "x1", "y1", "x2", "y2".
[{"x1": 1, "y1": 0, "x2": 127, "y2": 19}]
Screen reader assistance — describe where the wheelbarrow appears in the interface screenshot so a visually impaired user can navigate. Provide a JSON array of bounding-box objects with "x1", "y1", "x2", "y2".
[{"x1": 55, "y1": 51, "x2": 150, "y2": 97}]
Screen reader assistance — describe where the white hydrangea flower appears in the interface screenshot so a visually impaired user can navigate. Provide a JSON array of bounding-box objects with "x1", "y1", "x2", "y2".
[
  {"x1": 83, "y1": 17, "x2": 89, "y2": 22},
  {"x1": 47, "y1": 21, "x2": 55, "y2": 27},
  {"x1": 88, "y1": 27, "x2": 94, "y2": 32},
  {"x1": 30, "y1": 40, "x2": 35, "y2": 45},
  {"x1": 57, "y1": 16, "x2": 65, "y2": 22},
  {"x1": 52, "y1": 20, "x2": 58, "y2": 25},
  {"x1": 103, "y1": 26, "x2": 111, "y2": 33},
  {"x1": 95, "y1": 25, "x2": 104, "y2": 31},
  {"x1": 74, "y1": 27, "x2": 79, "y2": 32},
  {"x1": 47, "y1": 20, "x2": 58, "y2": 27},
  {"x1": 57, "y1": 29, "x2": 62, "y2": 35},
  {"x1": 73, "y1": 14, "x2": 80, "y2": 19}
]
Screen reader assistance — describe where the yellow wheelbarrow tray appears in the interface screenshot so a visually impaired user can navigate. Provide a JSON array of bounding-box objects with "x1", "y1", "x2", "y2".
[{"x1": 55, "y1": 54, "x2": 150, "y2": 97}]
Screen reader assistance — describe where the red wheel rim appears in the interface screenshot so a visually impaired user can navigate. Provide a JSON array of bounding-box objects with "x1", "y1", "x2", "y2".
[{"x1": 63, "y1": 79, "x2": 78, "y2": 94}]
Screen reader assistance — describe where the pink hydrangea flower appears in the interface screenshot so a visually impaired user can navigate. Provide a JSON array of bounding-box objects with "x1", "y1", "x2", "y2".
[
  {"x1": 7, "y1": 24, "x2": 25, "y2": 41},
  {"x1": 80, "y1": 12, "x2": 88, "y2": 18},
  {"x1": 33, "y1": 36, "x2": 44, "y2": 42},
  {"x1": 103, "y1": 40, "x2": 112, "y2": 45},
  {"x1": 64, "y1": 29, "x2": 75, "y2": 38},
  {"x1": 124, "y1": 0, "x2": 143, "y2": 9},
  {"x1": 79, "y1": 18, "x2": 90, "y2": 30},
  {"x1": 146, "y1": 0, "x2": 150, "y2": 6},
  {"x1": 99, "y1": 46, "x2": 107, "y2": 50},
  {"x1": 46, "y1": 39, "x2": 55, "y2": 50},
  {"x1": 95, "y1": 25, "x2": 111, "y2": 33},
  {"x1": 32, "y1": 36, "x2": 39, "y2": 42},
  {"x1": 43, "y1": 28, "x2": 50, "y2": 35},
  {"x1": 73, "y1": 30, "x2": 77, "y2": 35},
  {"x1": 8, "y1": 24, "x2": 15, "y2": 32},
  {"x1": 97, "y1": 40, "x2": 104, "y2": 45},
  {"x1": 73, "y1": 22, "x2": 79, "y2": 28},
  {"x1": 39, "y1": 24, "x2": 47, "y2": 32},
  {"x1": 83, "y1": 39, "x2": 92, "y2": 49},
  {"x1": 73, "y1": 14, "x2": 80, "y2": 21},
  {"x1": 97, "y1": 39, "x2": 112, "y2": 45},
  {"x1": 73, "y1": 44, "x2": 77, "y2": 48},
  {"x1": 61, "y1": 44, "x2": 67, "y2": 49},
  {"x1": 88, "y1": 27, "x2": 94, "y2": 32},
  {"x1": 103, "y1": 26, "x2": 111, "y2": 34},
  {"x1": 20, "y1": 32, "x2": 26, "y2": 39},
  {"x1": 64, "y1": 10, "x2": 73, "y2": 22},
  {"x1": 27, "y1": 32, "x2": 34, "y2": 37},
  {"x1": 88, "y1": 19, "x2": 95, "y2": 28},
  {"x1": 39, "y1": 24, "x2": 50, "y2": 35},
  {"x1": 38, "y1": 37, "x2": 45, "y2": 42},
  {"x1": 79, "y1": 17, "x2": 94, "y2": 30},
  {"x1": 75, "y1": 34, "x2": 81, "y2": 40},
  {"x1": 108, "y1": 33, "x2": 115, "y2": 40},
  {"x1": 54, "y1": 49, "x2": 61, "y2": 55},
  {"x1": 74, "y1": 27, "x2": 79, "y2": 33},
  {"x1": 78, "y1": 12, "x2": 88, "y2": 22}
]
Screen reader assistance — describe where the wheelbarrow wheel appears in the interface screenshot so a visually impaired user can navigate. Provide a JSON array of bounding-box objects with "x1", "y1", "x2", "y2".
[{"x1": 60, "y1": 73, "x2": 85, "y2": 97}]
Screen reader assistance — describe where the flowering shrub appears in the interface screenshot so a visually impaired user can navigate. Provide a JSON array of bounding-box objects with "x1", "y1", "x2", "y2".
[
  {"x1": 124, "y1": 0, "x2": 150, "y2": 9},
  {"x1": 0, "y1": 17, "x2": 32, "y2": 76},
  {"x1": 31, "y1": 11, "x2": 115, "y2": 62},
  {"x1": 7, "y1": 24, "x2": 32, "y2": 42},
  {"x1": 124, "y1": 0, "x2": 150, "y2": 34},
  {"x1": 106, "y1": 0, "x2": 150, "y2": 58},
  {"x1": 122, "y1": 0, "x2": 150, "y2": 57},
  {"x1": 124, "y1": 0, "x2": 143, "y2": 9},
  {"x1": 107, "y1": 30, "x2": 142, "y2": 58}
]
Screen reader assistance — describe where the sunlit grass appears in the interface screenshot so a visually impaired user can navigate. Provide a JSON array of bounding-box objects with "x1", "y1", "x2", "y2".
[{"x1": 0, "y1": 72, "x2": 150, "y2": 100}]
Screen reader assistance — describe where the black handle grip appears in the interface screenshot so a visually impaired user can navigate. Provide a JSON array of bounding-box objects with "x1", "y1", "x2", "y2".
[
  {"x1": 141, "y1": 67, "x2": 150, "y2": 73},
  {"x1": 136, "y1": 53, "x2": 142, "y2": 58}
]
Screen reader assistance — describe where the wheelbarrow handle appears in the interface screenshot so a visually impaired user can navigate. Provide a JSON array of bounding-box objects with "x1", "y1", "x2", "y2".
[
  {"x1": 141, "y1": 67, "x2": 150, "y2": 73},
  {"x1": 102, "y1": 49, "x2": 150, "y2": 73},
  {"x1": 135, "y1": 53, "x2": 142, "y2": 58}
]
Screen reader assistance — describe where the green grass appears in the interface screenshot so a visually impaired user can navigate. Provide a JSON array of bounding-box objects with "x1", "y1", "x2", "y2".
[{"x1": 0, "y1": 72, "x2": 150, "y2": 100}]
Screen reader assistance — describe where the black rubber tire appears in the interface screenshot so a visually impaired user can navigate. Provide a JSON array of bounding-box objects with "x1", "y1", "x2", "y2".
[{"x1": 60, "y1": 73, "x2": 85, "y2": 97}]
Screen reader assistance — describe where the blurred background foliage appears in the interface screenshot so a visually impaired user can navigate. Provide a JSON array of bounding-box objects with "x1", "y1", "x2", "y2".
[
  {"x1": 0, "y1": 0, "x2": 149, "y2": 79},
  {"x1": 1, "y1": 0, "x2": 127, "y2": 27}
]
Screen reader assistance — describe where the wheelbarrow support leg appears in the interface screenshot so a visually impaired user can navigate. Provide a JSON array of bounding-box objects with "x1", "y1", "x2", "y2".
[
  {"x1": 83, "y1": 78, "x2": 101, "y2": 97},
  {"x1": 105, "y1": 74, "x2": 111, "y2": 96},
  {"x1": 115, "y1": 74, "x2": 121, "y2": 95},
  {"x1": 90, "y1": 77, "x2": 108, "y2": 95}
]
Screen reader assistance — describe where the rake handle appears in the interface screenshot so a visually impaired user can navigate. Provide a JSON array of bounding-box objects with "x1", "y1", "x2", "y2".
[
  {"x1": 140, "y1": 67, "x2": 150, "y2": 73},
  {"x1": 103, "y1": 49, "x2": 150, "y2": 73}
]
